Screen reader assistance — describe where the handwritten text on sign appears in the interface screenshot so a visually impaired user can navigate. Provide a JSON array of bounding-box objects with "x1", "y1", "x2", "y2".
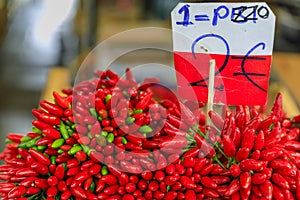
[{"x1": 171, "y1": 3, "x2": 275, "y2": 105}]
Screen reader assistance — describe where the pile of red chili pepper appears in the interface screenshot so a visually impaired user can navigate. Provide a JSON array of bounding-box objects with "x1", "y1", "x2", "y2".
[{"x1": 0, "y1": 68, "x2": 300, "y2": 200}]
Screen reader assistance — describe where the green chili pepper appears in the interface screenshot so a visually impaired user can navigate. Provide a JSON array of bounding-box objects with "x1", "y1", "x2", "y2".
[
  {"x1": 101, "y1": 131, "x2": 108, "y2": 137},
  {"x1": 107, "y1": 133, "x2": 114, "y2": 143},
  {"x1": 20, "y1": 135, "x2": 32, "y2": 143},
  {"x1": 105, "y1": 94, "x2": 112, "y2": 103},
  {"x1": 5, "y1": 139, "x2": 13, "y2": 144},
  {"x1": 139, "y1": 125, "x2": 153, "y2": 133},
  {"x1": 57, "y1": 149, "x2": 64, "y2": 154},
  {"x1": 81, "y1": 145, "x2": 90, "y2": 154},
  {"x1": 126, "y1": 117, "x2": 135, "y2": 124},
  {"x1": 68, "y1": 145, "x2": 82, "y2": 155},
  {"x1": 25, "y1": 137, "x2": 42, "y2": 148},
  {"x1": 90, "y1": 108, "x2": 98, "y2": 117},
  {"x1": 60, "y1": 122, "x2": 69, "y2": 140},
  {"x1": 87, "y1": 132, "x2": 92, "y2": 139},
  {"x1": 52, "y1": 138, "x2": 65, "y2": 148},
  {"x1": 51, "y1": 156, "x2": 56, "y2": 164},
  {"x1": 37, "y1": 145, "x2": 46, "y2": 151},
  {"x1": 101, "y1": 165, "x2": 108, "y2": 175},
  {"x1": 122, "y1": 137, "x2": 127, "y2": 144},
  {"x1": 89, "y1": 182, "x2": 96, "y2": 193},
  {"x1": 132, "y1": 109, "x2": 143, "y2": 114},
  {"x1": 31, "y1": 127, "x2": 42, "y2": 134}
]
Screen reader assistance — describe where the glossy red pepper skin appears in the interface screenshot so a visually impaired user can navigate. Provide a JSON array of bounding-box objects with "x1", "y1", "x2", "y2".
[
  {"x1": 208, "y1": 110, "x2": 224, "y2": 130},
  {"x1": 29, "y1": 148, "x2": 50, "y2": 165},
  {"x1": 259, "y1": 180, "x2": 273, "y2": 200},
  {"x1": 240, "y1": 171, "x2": 251, "y2": 189},
  {"x1": 53, "y1": 91, "x2": 71, "y2": 109},
  {"x1": 159, "y1": 136, "x2": 187, "y2": 149},
  {"x1": 70, "y1": 186, "x2": 87, "y2": 199},
  {"x1": 42, "y1": 128, "x2": 61, "y2": 140},
  {"x1": 222, "y1": 135, "x2": 236, "y2": 157},
  {"x1": 271, "y1": 93, "x2": 282, "y2": 119},
  {"x1": 224, "y1": 179, "x2": 240, "y2": 196},
  {"x1": 40, "y1": 100, "x2": 64, "y2": 117},
  {"x1": 241, "y1": 129, "x2": 255, "y2": 150},
  {"x1": 260, "y1": 147, "x2": 283, "y2": 161},
  {"x1": 8, "y1": 185, "x2": 26, "y2": 198},
  {"x1": 201, "y1": 176, "x2": 217, "y2": 188}
]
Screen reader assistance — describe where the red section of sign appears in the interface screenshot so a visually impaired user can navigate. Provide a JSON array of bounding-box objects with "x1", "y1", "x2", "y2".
[{"x1": 174, "y1": 52, "x2": 272, "y2": 105}]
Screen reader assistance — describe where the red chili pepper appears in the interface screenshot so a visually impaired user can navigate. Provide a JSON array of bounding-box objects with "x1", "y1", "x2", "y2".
[
  {"x1": 42, "y1": 128, "x2": 61, "y2": 140},
  {"x1": 142, "y1": 140, "x2": 159, "y2": 149},
  {"x1": 201, "y1": 176, "x2": 217, "y2": 188},
  {"x1": 208, "y1": 110, "x2": 224, "y2": 130},
  {"x1": 159, "y1": 136, "x2": 187, "y2": 149},
  {"x1": 240, "y1": 171, "x2": 251, "y2": 189},
  {"x1": 32, "y1": 120, "x2": 52, "y2": 130},
  {"x1": 210, "y1": 176, "x2": 230, "y2": 185},
  {"x1": 222, "y1": 134, "x2": 236, "y2": 157},
  {"x1": 273, "y1": 184, "x2": 285, "y2": 200},
  {"x1": 53, "y1": 91, "x2": 71, "y2": 108},
  {"x1": 240, "y1": 159, "x2": 263, "y2": 171},
  {"x1": 241, "y1": 128, "x2": 255, "y2": 150},
  {"x1": 163, "y1": 127, "x2": 187, "y2": 137},
  {"x1": 36, "y1": 113, "x2": 60, "y2": 126},
  {"x1": 36, "y1": 137, "x2": 52, "y2": 146},
  {"x1": 253, "y1": 130, "x2": 264, "y2": 151},
  {"x1": 271, "y1": 173, "x2": 290, "y2": 190},
  {"x1": 224, "y1": 179, "x2": 240, "y2": 196},
  {"x1": 269, "y1": 159, "x2": 292, "y2": 170},
  {"x1": 55, "y1": 164, "x2": 65, "y2": 180},
  {"x1": 271, "y1": 93, "x2": 282, "y2": 119},
  {"x1": 183, "y1": 146, "x2": 200, "y2": 158},
  {"x1": 47, "y1": 186, "x2": 58, "y2": 197},
  {"x1": 26, "y1": 187, "x2": 40, "y2": 195},
  {"x1": 70, "y1": 186, "x2": 87, "y2": 198},
  {"x1": 235, "y1": 147, "x2": 250, "y2": 162},
  {"x1": 15, "y1": 168, "x2": 38, "y2": 177},
  {"x1": 167, "y1": 115, "x2": 187, "y2": 130},
  {"x1": 252, "y1": 173, "x2": 267, "y2": 185},
  {"x1": 202, "y1": 188, "x2": 219, "y2": 198},
  {"x1": 61, "y1": 190, "x2": 72, "y2": 200},
  {"x1": 8, "y1": 185, "x2": 26, "y2": 198},
  {"x1": 34, "y1": 178, "x2": 48, "y2": 190},
  {"x1": 103, "y1": 185, "x2": 119, "y2": 195},
  {"x1": 259, "y1": 180, "x2": 273, "y2": 200},
  {"x1": 29, "y1": 148, "x2": 50, "y2": 165},
  {"x1": 40, "y1": 100, "x2": 64, "y2": 117},
  {"x1": 6, "y1": 134, "x2": 23, "y2": 143},
  {"x1": 20, "y1": 177, "x2": 37, "y2": 187},
  {"x1": 136, "y1": 93, "x2": 152, "y2": 110},
  {"x1": 260, "y1": 147, "x2": 283, "y2": 161}
]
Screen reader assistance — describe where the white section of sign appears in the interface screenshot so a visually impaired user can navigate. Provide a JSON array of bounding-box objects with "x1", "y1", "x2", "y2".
[{"x1": 171, "y1": 3, "x2": 275, "y2": 55}]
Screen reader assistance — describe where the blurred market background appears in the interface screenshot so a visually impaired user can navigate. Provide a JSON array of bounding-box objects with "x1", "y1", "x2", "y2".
[{"x1": 0, "y1": 0, "x2": 299, "y2": 150}]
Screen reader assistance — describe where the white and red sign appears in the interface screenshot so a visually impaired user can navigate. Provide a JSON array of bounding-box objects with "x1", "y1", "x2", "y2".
[{"x1": 171, "y1": 2, "x2": 276, "y2": 105}]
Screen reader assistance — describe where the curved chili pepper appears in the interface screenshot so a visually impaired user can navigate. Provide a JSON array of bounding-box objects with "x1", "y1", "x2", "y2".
[
  {"x1": 183, "y1": 146, "x2": 200, "y2": 158},
  {"x1": 53, "y1": 91, "x2": 71, "y2": 108},
  {"x1": 29, "y1": 148, "x2": 50, "y2": 165},
  {"x1": 222, "y1": 134, "x2": 236, "y2": 157},
  {"x1": 271, "y1": 93, "x2": 282, "y2": 119},
  {"x1": 40, "y1": 100, "x2": 64, "y2": 117},
  {"x1": 135, "y1": 92, "x2": 152, "y2": 110},
  {"x1": 224, "y1": 179, "x2": 240, "y2": 196}
]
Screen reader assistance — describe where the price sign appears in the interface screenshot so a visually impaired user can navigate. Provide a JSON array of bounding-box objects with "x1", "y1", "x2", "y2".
[{"x1": 171, "y1": 2, "x2": 275, "y2": 105}]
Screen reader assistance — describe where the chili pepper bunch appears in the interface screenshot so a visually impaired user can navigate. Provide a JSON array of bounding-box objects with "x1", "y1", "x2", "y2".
[{"x1": 0, "y1": 68, "x2": 299, "y2": 199}]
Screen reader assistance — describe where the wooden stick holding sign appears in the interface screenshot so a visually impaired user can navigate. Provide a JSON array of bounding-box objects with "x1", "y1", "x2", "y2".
[{"x1": 206, "y1": 59, "x2": 216, "y2": 128}]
